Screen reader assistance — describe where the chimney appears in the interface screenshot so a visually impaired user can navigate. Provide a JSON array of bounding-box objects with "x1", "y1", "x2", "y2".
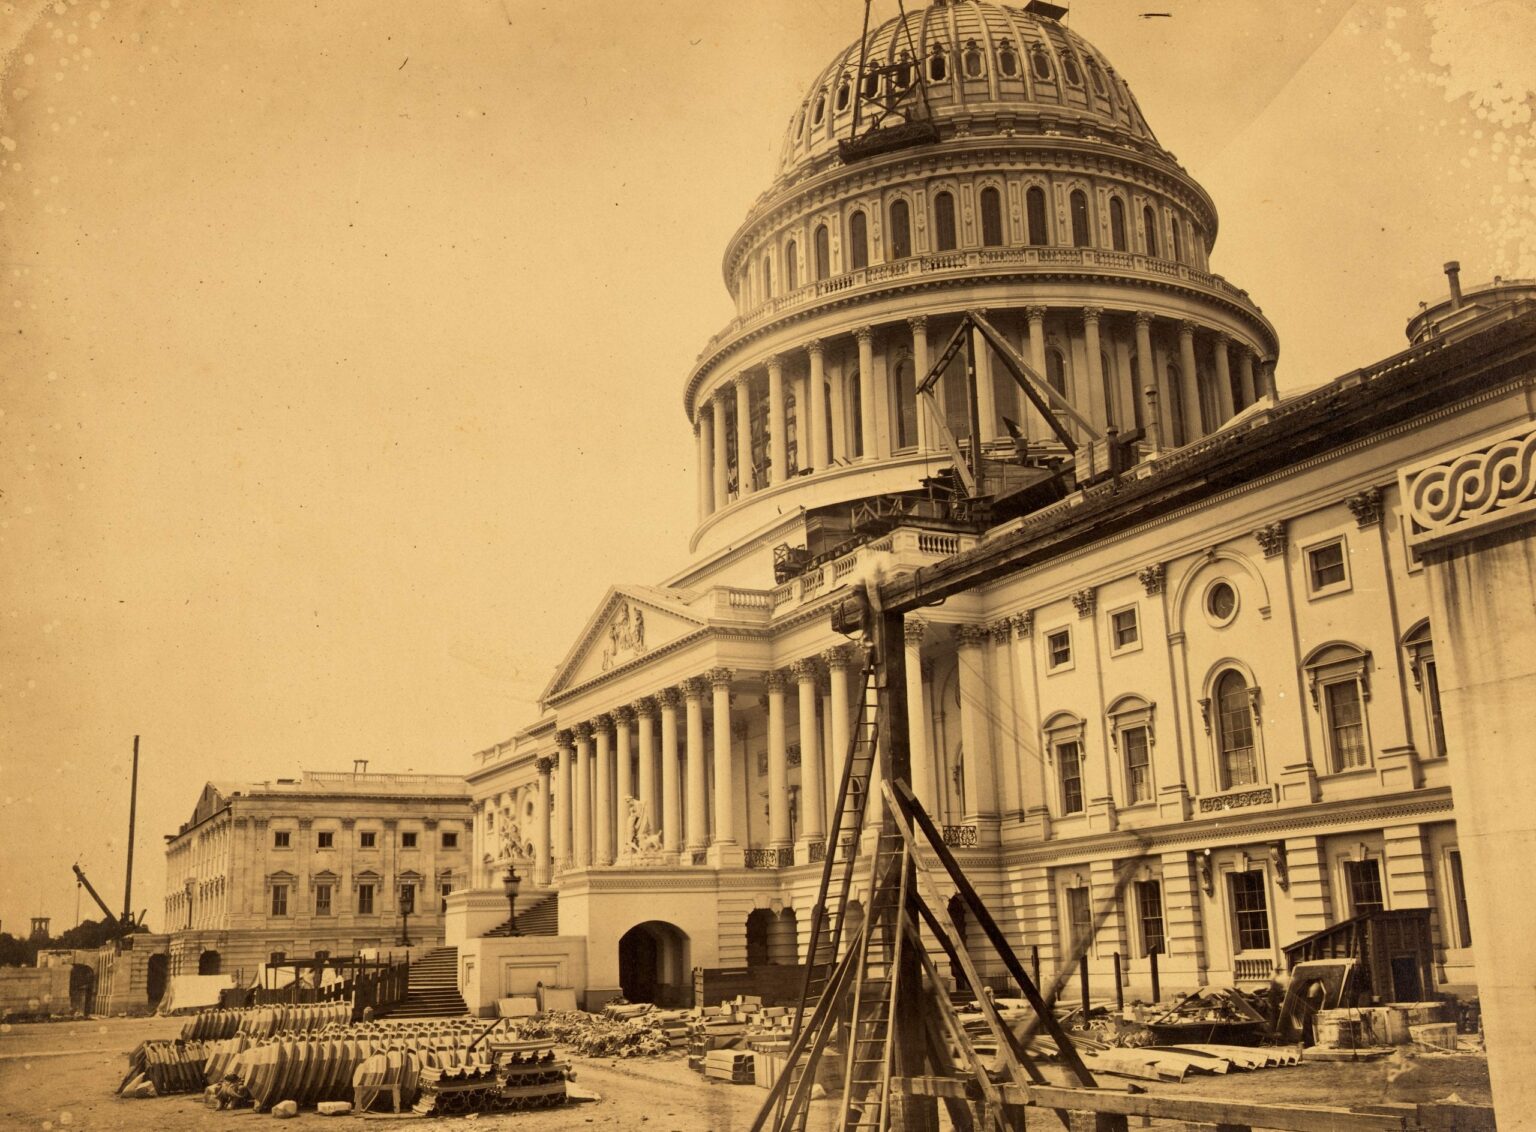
[
  {"x1": 354, "y1": 759, "x2": 369, "y2": 775},
  {"x1": 1444, "y1": 261, "x2": 1463, "y2": 310}
]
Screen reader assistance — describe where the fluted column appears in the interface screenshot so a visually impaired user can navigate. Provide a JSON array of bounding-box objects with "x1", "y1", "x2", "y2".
[
  {"x1": 807, "y1": 339, "x2": 829, "y2": 472},
  {"x1": 1082, "y1": 307, "x2": 1107, "y2": 433},
  {"x1": 824, "y1": 644, "x2": 853, "y2": 800},
  {"x1": 954, "y1": 625, "x2": 995, "y2": 827},
  {"x1": 1237, "y1": 347, "x2": 1257, "y2": 407},
  {"x1": 593, "y1": 715, "x2": 614, "y2": 866},
  {"x1": 711, "y1": 392, "x2": 729, "y2": 505},
  {"x1": 697, "y1": 414, "x2": 714, "y2": 518},
  {"x1": 572, "y1": 722, "x2": 593, "y2": 868},
  {"x1": 614, "y1": 706, "x2": 634, "y2": 852},
  {"x1": 658, "y1": 689, "x2": 682, "y2": 853},
  {"x1": 855, "y1": 326, "x2": 877, "y2": 460},
  {"x1": 554, "y1": 729, "x2": 574, "y2": 872},
  {"x1": 904, "y1": 618, "x2": 933, "y2": 806},
  {"x1": 708, "y1": 667, "x2": 737, "y2": 849},
  {"x1": 683, "y1": 678, "x2": 708, "y2": 853},
  {"x1": 633, "y1": 698, "x2": 657, "y2": 841},
  {"x1": 1212, "y1": 332, "x2": 1235, "y2": 422},
  {"x1": 534, "y1": 755, "x2": 553, "y2": 885},
  {"x1": 1133, "y1": 312, "x2": 1163, "y2": 451},
  {"x1": 1026, "y1": 305, "x2": 1048, "y2": 444},
  {"x1": 791, "y1": 659, "x2": 825, "y2": 847},
  {"x1": 1178, "y1": 320, "x2": 1201, "y2": 441},
  {"x1": 735, "y1": 374, "x2": 755, "y2": 495},
  {"x1": 766, "y1": 670, "x2": 791, "y2": 849},
  {"x1": 909, "y1": 315, "x2": 932, "y2": 452},
  {"x1": 767, "y1": 354, "x2": 787, "y2": 485}
]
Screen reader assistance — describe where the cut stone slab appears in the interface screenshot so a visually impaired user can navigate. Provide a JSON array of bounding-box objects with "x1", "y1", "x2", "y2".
[
  {"x1": 317, "y1": 1101, "x2": 353, "y2": 1115},
  {"x1": 497, "y1": 996, "x2": 539, "y2": 1018},
  {"x1": 272, "y1": 1099, "x2": 299, "y2": 1118}
]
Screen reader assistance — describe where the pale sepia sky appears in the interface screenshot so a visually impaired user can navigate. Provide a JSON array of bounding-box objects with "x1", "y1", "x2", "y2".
[{"x1": 1, "y1": 0, "x2": 1531, "y2": 934}]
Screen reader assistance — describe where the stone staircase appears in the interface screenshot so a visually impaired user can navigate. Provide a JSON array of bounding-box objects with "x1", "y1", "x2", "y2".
[
  {"x1": 382, "y1": 946, "x2": 470, "y2": 1018},
  {"x1": 484, "y1": 892, "x2": 558, "y2": 937}
]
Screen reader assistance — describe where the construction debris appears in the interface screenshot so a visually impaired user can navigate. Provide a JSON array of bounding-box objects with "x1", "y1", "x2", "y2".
[{"x1": 1144, "y1": 987, "x2": 1268, "y2": 1046}]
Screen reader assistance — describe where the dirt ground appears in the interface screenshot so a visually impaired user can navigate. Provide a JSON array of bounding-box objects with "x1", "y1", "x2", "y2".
[{"x1": 0, "y1": 1015, "x2": 1493, "y2": 1131}]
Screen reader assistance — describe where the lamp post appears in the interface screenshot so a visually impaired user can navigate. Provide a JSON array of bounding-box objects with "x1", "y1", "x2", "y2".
[
  {"x1": 501, "y1": 865, "x2": 522, "y2": 936},
  {"x1": 398, "y1": 884, "x2": 414, "y2": 948}
]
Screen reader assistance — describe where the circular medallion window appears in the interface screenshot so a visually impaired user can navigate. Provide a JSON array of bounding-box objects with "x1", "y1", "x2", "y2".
[{"x1": 1205, "y1": 580, "x2": 1238, "y2": 625}]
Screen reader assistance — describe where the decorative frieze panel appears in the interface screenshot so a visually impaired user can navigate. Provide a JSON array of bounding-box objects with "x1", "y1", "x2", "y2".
[
  {"x1": 1400, "y1": 422, "x2": 1536, "y2": 550},
  {"x1": 942, "y1": 824, "x2": 979, "y2": 848},
  {"x1": 1195, "y1": 785, "x2": 1277, "y2": 814},
  {"x1": 744, "y1": 847, "x2": 795, "y2": 869}
]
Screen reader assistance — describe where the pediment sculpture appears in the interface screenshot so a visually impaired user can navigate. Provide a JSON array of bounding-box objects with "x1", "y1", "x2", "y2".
[{"x1": 600, "y1": 600, "x2": 647, "y2": 671}]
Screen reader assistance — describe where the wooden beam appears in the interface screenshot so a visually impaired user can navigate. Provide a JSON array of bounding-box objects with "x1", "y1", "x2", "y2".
[{"x1": 970, "y1": 309, "x2": 1095, "y2": 436}]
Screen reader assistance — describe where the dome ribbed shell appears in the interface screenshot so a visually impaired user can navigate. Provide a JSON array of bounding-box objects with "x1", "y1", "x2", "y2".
[{"x1": 778, "y1": 0, "x2": 1160, "y2": 176}]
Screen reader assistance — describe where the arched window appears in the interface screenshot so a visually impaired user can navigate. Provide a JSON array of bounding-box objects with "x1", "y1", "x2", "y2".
[
  {"x1": 812, "y1": 92, "x2": 826, "y2": 126},
  {"x1": 893, "y1": 51, "x2": 915, "y2": 91},
  {"x1": 998, "y1": 39, "x2": 1019, "y2": 77},
  {"x1": 1305, "y1": 644, "x2": 1373, "y2": 773},
  {"x1": 1143, "y1": 206, "x2": 1159, "y2": 257},
  {"x1": 745, "y1": 909, "x2": 773, "y2": 968},
  {"x1": 1213, "y1": 670, "x2": 1258, "y2": 788},
  {"x1": 979, "y1": 186, "x2": 1004, "y2": 247},
  {"x1": 848, "y1": 210, "x2": 869, "y2": 270},
  {"x1": 761, "y1": 253, "x2": 772, "y2": 299},
  {"x1": 1030, "y1": 45, "x2": 1052, "y2": 81},
  {"x1": 1046, "y1": 346, "x2": 1068, "y2": 397},
  {"x1": 1403, "y1": 622, "x2": 1447, "y2": 759},
  {"x1": 813, "y1": 223, "x2": 831, "y2": 281},
  {"x1": 1062, "y1": 53, "x2": 1082, "y2": 86},
  {"x1": 861, "y1": 64, "x2": 880, "y2": 100},
  {"x1": 889, "y1": 199, "x2": 912, "y2": 260},
  {"x1": 1101, "y1": 350, "x2": 1116, "y2": 428},
  {"x1": 1166, "y1": 363, "x2": 1186, "y2": 444},
  {"x1": 1128, "y1": 352, "x2": 1144, "y2": 428},
  {"x1": 848, "y1": 367, "x2": 864, "y2": 458},
  {"x1": 933, "y1": 191, "x2": 957, "y2": 251},
  {"x1": 1109, "y1": 197, "x2": 1128, "y2": 251},
  {"x1": 835, "y1": 73, "x2": 851, "y2": 113},
  {"x1": 1171, "y1": 216, "x2": 1184, "y2": 264},
  {"x1": 963, "y1": 38, "x2": 984, "y2": 78},
  {"x1": 928, "y1": 43, "x2": 949, "y2": 83},
  {"x1": 1045, "y1": 713, "x2": 1087, "y2": 815},
  {"x1": 1069, "y1": 189, "x2": 1090, "y2": 247},
  {"x1": 785, "y1": 239, "x2": 798, "y2": 290},
  {"x1": 1086, "y1": 57, "x2": 1108, "y2": 96},
  {"x1": 894, "y1": 357, "x2": 918, "y2": 449},
  {"x1": 1026, "y1": 186, "x2": 1048, "y2": 245}
]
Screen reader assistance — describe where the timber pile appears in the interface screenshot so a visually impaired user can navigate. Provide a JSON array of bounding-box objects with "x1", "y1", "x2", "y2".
[
  {"x1": 686, "y1": 996, "x2": 797, "y2": 1077},
  {"x1": 703, "y1": 1049, "x2": 756, "y2": 1083},
  {"x1": 516, "y1": 1008, "x2": 677, "y2": 1057}
]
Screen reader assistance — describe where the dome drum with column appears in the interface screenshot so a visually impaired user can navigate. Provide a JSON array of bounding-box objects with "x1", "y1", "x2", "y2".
[{"x1": 686, "y1": 2, "x2": 1277, "y2": 559}]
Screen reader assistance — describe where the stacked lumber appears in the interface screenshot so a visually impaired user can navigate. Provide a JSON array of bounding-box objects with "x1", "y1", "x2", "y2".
[{"x1": 703, "y1": 1048, "x2": 755, "y2": 1084}]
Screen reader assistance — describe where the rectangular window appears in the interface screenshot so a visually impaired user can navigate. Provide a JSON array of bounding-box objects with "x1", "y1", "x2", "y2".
[
  {"x1": 1058, "y1": 740, "x2": 1084, "y2": 814},
  {"x1": 1229, "y1": 870, "x2": 1271, "y2": 951},
  {"x1": 402, "y1": 832, "x2": 418, "y2": 849},
  {"x1": 317, "y1": 830, "x2": 334, "y2": 849},
  {"x1": 442, "y1": 831, "x2": 459, "y2": 849},
  {"x1": 440, "y1": 882, "x2": 453, "y2": 914},
  {"x1": 1345, "y1": 858, "x2": 1385, "y2": 916},
  {"x1": 1123, "y1": 726, "x2": 1152, "y2": 804},
  {"x1": 1111, "y1": 607, "x2": 1139, "y2": 650},
  {"x1": 1307, "y1": 539, "x2": 1347, "y2": 592},
  {"x1": 360, "y1": 831, "x2": 377, "y2": 849},
  {"x1": 1448, "y1": 850, "x2": 1472, "y2": 946},
  {"x1": 271, "y1": 884, "x2": 289, "y2": 917},
  {"x1": 1424, "y1": 659, "x2": 1448, "y2": 757},
  {"x1": 357, "y1": 884, "x2": 375, "y2": 915},
  {"x1": 1325, "y1": 680, "x2": 1369, "y2": 770},
  {"x1": 1135, "y1": 880, "x2": 1165, "y2": 957},
  {"x1": 314, "y1": 884, "x2": 332, "y2": 916},
  {"x1": 1066, "y1": 885, "x2": 1092, "y2": 953},
  {"x1": 1047, "y1": 628, "x2": 1072, "y2": 670},
  {"x1": 273, "y1": 830, "x2": 291, "y2": 849}
]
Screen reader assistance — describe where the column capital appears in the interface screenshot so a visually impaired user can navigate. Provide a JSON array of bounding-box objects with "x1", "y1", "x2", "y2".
[
  {"x1": 1024, "y1": 305, "x2": 1048, "y2": 322},
  {"x1": 535, "y1": 755, "x2": 556, "y2": 776},
  {"x1": 680, "y1": 676, "x2": 707, "y2": 701},
  {"x1": 1212, "y1": 329, "x2": 1231, "y2": 344},
  {"x1": 953, "y1": 623, "x2": 989, "y2": 649},
  {"x1": 765, "y1": 353, "x2": 784, "y2": 372},
  {"x1": 593, "y1": 712, "x2": 614, "y2": 734},
  {"x1": 1178, "y1": 319, "x2": 1198, "y2": 338},
  {"x1": 734, "y1": 372, "x2": 753, "y2": 390},
  {"x1": 1071, "y1": 588, "x2": 1097, "y2": 618},
  {"x1": 907, "y1": 314, "x2": 928, "y2": 334},
  {"x1": 572, "y1": 721, "x2": 594, "y2": 741},
  {"x1": 805, "y1": 337, "x2": 824, "y2": 359},
  {"x1": 1254, "y1": 520, "x2": 1288, "y2": 558},
  {"x1": 904, "y1": 618, "x2": 927, "y2": 647},
  {"x1": 657, "y1": 686, "x2": 682, "y2": 709},
  {"x1": 764, "y1": 668, "x2": 788, "y2": 692},
  {"x1": 707, "y1": 666, "x2": 734, "y2": 689},
  {"x1": 1011, "y1": 610, "x2": 1035, "y2": 638},
  {"x1": 1081, "y1": 305, "x2": 1103, "y2": 324},
  {"x1": 554, "y1": 728, "x2": 575, "y2": 749},
  {"x1": 1137, "y1": 563, "x2": 1166, "y2": 595},
  {"x1": 821, "y1": 644, "x2": 853, "y2": 670},
  {"x1": 989, "y1": 619, "x2": 1013, "y2": 643},
  {"x1": 1134, "y1": 310, "x2": 1155, "y2": 327},
  {"x1": 854, "y1": 324, "x2": 875, "y2": 344},
  {"x1": 631, "y1": 695, "x2": 658, "y2": 719},
  {"x1": 788, "y1": 657, "x2": 820, "y2": 682},
  {"x1": 612, "y1": 705, "x2": 635, "y2": 726}
]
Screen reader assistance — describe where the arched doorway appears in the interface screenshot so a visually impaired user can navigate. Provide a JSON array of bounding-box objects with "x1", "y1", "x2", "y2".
[
  {"x1": 618, "y1": 921, "x2": 691, "y2": 1007},
  {"x1": 746, "y1": 909, "x2": 773, "y2": 968},
  {"x1": 198, "y1": 950, "x2": 222, "y2": 975},
  {"x1": 146, "y1": 953, "x2": 169, "y2": 1006}
]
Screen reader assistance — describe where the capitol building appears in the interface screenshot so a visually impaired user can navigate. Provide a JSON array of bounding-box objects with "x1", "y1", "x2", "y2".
[{"x1": 445, "y1": 0, "x2": 1530, "y2": 1044}]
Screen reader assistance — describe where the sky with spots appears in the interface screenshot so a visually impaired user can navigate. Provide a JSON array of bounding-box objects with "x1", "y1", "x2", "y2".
[{"x1": 0, "y1": 0, "x2": 1530, "y2": 935}]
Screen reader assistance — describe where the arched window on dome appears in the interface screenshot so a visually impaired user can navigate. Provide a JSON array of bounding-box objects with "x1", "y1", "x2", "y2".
[
  {"x1": 1166, "y1": 363, "x2": 1186, "y2": 444},
  {"x1": 1062, "y1": 53, "x2": 1083, "y2": 86},
  {"x1": 861, "y1": 63, "x2": 880, "y2": 101},
  {"x1": 785, "y1": 238, "x2": 799, "y2": 291},
  {"x1": 1086, "y1": 57, "x2": 1108, "y2": 97},
  {"x1": 1046, "y1": 347, "x2": 1069, "y2": 398},
  {"x1": 893, "y1": 356, "x2": 918, "y2": 450},
  {"x1": 848, "y1": 210, "x2": 869, "y2": 270},
  {"x1": 997, "y1": 39, "x2": 1019, "y2": 78},
  {"x1": 847, "y1": 366, "x2": 864, "y2": 458},
  {"x1": 761, "y1": 253, "x2": 772, "y2": 300},
  {"x1": 1142, "y1": 205, "x2": 1159, "y2": 257},
  {"x1": 835, "y1": 73, "x2": 852, "y2": 113},
  {"x1": 893, "y1": 51, "x2": 915, "y2": 91},
  {"x1": 1109, "y1": 197, "x2": 1128, "y2": 252},
  {"x1": 1171, "y1": 215, "x2": 1185, "y2": 264},
  {"x1": 963, "y1": 39, "x2": 985, "y2": 79},
  {"x1": 979, "y1": 187, "x2": 1004, "y2": 247},
  {"x1": 1213, "y1": 669, "x2": 1259, "y2": 789},
  {"x1": 1026, "y1": 186, "x2": 1049, "y2": 246},
  {"x1": 1101, "y1": 350, "x2": 1116, "y2": 429},
  {"x1": 1127, "y1": 352, "x2": 1144, "y2": 429},
  {"x1": 927, "y1": 43, "x2": 949, "y2": 83},
  {"x1": 933, "y1": 191, "x2": 957, "y2": 252},
  {"x1": 812, "y1": 91, "x2": 827, "y2": 127},
  {"x1": 889, "y1": 199, "x2": 912, "y2": 260},
  {"x1": 813, "y1": 223, "x2": 831, "y2": 281},
  {"x1": 784, "y1": 385, "x2": 799, "y2": 475},
  {"x1": 1069, "y1": 189, "x2": 1091, "y2": 248},
  {"x1": 1030, "y1": 44, "x2": 1052, "y2": 81}
]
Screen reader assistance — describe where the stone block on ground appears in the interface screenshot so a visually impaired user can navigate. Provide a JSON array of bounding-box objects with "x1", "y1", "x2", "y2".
[
  {"x1": 497, "y1": 996, "x2": 539, "y2": 1018},
  {"x1": 317, "y1": 1101, "x2": 353, "y2": 1115},
  {"x1": 272, "y1": 1099, "x2": 299, "y2": 1118},
  {"x1": 1411, "y1": 1022, "x2": 1459, "y2": 1051}
]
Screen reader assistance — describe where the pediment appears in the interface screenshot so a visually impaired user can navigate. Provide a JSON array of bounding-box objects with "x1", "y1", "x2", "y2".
[
  {"x1": 311, "y1": 869, "x2": 339, "y2": 885},
  {"x1": 542, "y1": 585, "x2": 708, "y2": 702}
]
